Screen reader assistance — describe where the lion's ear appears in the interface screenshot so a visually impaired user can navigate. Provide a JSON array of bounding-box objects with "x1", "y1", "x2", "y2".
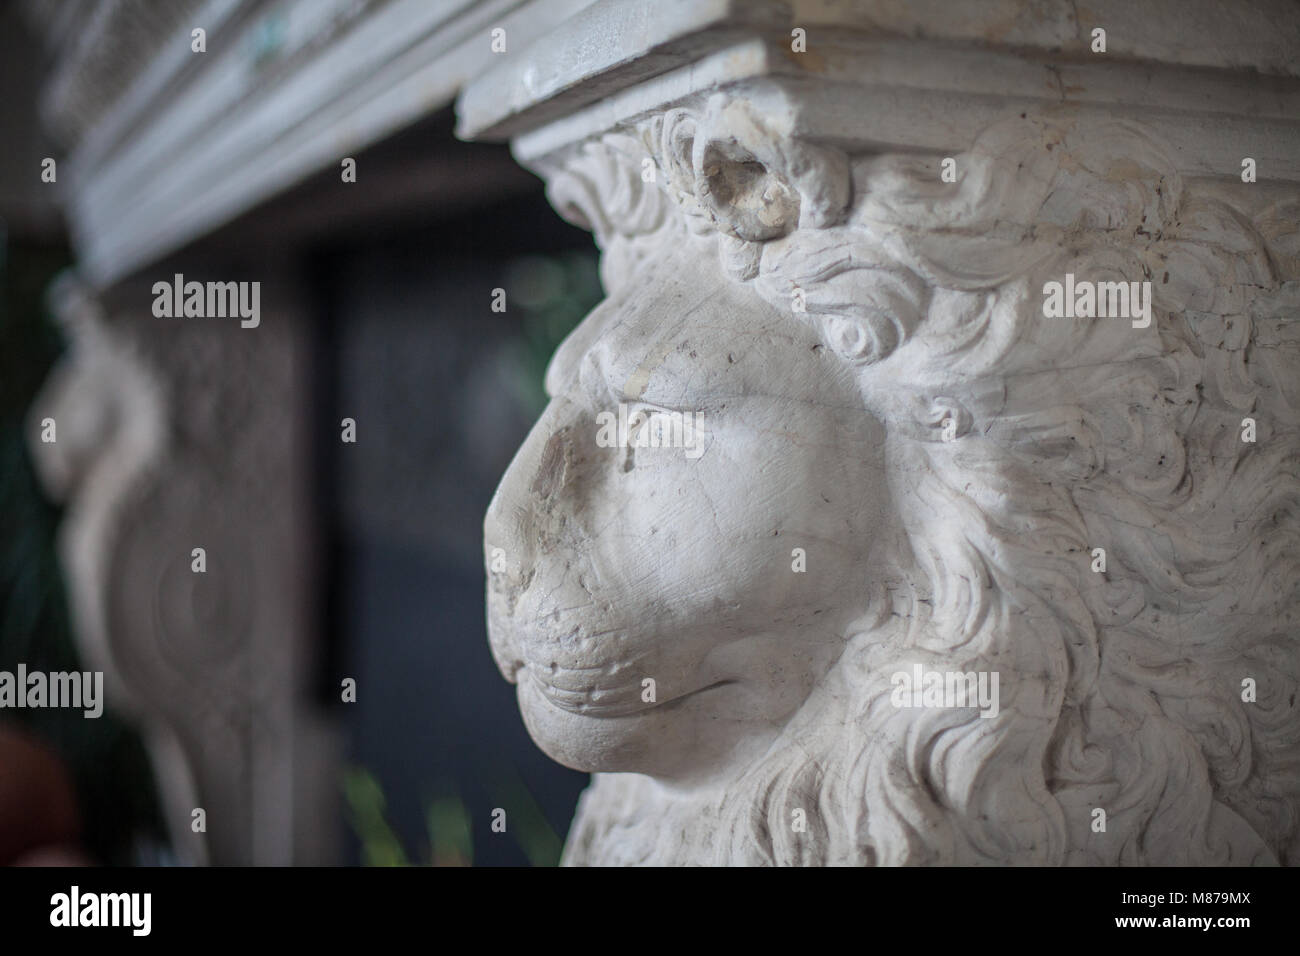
[
  {"x1": 658, "y1": 95, "x2": 850, "y2": 243},
  {"x1": 695, "y1": 140, "x2": 799, "y2": 242}
]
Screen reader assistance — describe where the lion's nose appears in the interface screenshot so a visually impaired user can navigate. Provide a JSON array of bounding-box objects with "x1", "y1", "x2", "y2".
[
  {"x1": 486, "y1": 401, "x2": 570, "y2": 577},
  {"x1": 484, "y1": 396, "x2": 588, "y2": 676},
  {"x1": 486, "y1": 400, "x2": 587, "y2": 686}
]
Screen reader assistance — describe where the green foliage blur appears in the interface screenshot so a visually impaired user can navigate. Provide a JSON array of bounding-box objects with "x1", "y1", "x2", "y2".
[
  {"x1": 343, "y1": 766, "x2": 562, "y2": 867},
  {"x1": 503, "y1": 251, "x2": 603, "y2": 418}
]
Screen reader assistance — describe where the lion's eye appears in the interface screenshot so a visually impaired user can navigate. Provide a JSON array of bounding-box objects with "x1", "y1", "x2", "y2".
[
  {"x1": 626, "y1": 407, "x2": 652, "y2": 442},
  {"x1": 628, "y1": 405, "x2": 686, "y2": 447},
  {"x1": 594, "y1": 400, "x2": 708, "y2": 469}
]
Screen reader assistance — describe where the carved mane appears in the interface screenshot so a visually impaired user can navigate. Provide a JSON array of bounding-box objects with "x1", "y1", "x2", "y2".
[{"x1": 548, "y1": 105, "x2": 1300, "y2": 865}]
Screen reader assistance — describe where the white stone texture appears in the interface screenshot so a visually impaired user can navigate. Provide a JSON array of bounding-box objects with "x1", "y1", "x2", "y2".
[{"x1": 477, "y1": 2, "x2": 1300, "y2": 865}]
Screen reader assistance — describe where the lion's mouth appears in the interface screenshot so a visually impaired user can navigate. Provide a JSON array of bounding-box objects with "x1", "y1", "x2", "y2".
[{"x1": 521, "y1": 662, "x2": 734, "y2": 718}]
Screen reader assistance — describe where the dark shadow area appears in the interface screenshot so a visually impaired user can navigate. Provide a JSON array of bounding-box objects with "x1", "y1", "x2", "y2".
[{"x1": 307, "y1": 157, "x2": 601, "y2": 866}]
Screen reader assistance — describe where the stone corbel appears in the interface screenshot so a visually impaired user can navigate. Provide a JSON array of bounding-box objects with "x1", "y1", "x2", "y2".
[
  {"x1": 461, "y1": 1, "x2": 1300, "y2": 865},
  {"x1": 28, "y1": 272, "x2": 333, "y2": 865}
]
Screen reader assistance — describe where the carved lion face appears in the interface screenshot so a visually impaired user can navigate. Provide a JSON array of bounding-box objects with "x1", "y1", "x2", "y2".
[
  {"x1": 484, "y1": 225, "x2": 892, "y2": 781},
  {"x1": 486, "y1": 100, "x2": 1300, "y2": 866}
]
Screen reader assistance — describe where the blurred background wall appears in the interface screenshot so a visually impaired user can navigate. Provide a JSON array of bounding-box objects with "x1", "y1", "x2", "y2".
[
  {"x1": 1, "y1": 0, "x2": 600, "y2": 866},
  {"x1": 307, "y1": 116, "x2": 600, "y2": 866}
]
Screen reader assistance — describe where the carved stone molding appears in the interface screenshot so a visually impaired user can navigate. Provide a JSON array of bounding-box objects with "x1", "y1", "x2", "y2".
[
  {"x1": 25, "y1": 0, "x2": 601, "y2": 288},
  {"x1": 466, "y1": 1, "x2": 1300, "y2": 865},
  {"x1": 27, "y1": 274, "x2": 333, "y2": 865}
]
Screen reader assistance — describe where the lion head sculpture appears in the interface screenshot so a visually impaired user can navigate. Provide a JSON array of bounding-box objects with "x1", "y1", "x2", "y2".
[{"x1": 484, "y1": 96, "x2": 1300, "y2": 866}]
